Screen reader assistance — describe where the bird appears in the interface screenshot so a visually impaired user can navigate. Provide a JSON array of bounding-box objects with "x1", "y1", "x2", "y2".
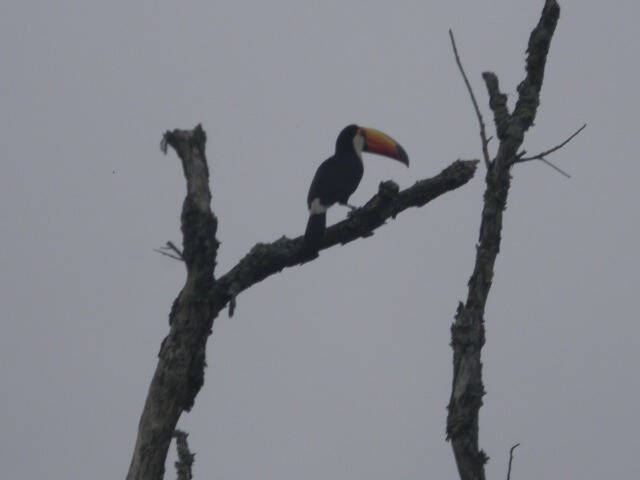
[{"x1": 303, "y1": 124, "x2": 409, "y2": 249}]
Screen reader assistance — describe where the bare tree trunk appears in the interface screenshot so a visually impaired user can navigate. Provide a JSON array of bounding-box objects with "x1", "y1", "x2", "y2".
[
  {"x1": 127, "y1": 126, "x2": 219, "y2": 480},
  {"x1": 446, "y1": 2, "x2": 563, "y2": 480}
]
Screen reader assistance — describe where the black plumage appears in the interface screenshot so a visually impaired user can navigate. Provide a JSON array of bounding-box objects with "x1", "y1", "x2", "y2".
[{"x1": 303, "y1": 124, "x2": 408, "y2": 250}]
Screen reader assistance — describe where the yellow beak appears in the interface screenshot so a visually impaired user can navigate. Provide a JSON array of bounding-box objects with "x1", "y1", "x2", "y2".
[{"x1": 361, "y1": 127, "x2": 409, "y2": 166}]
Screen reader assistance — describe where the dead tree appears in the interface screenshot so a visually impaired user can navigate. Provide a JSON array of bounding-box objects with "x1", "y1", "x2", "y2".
[
  {"x1": 126, "y1": 2, "x2": 581, "y2": 479},
  {"x1": 126, "y1": 128, "x2": 477, "y2": 479},
  {"x1": 446, "y1": 2, "x2": 582, "y2": 480}
]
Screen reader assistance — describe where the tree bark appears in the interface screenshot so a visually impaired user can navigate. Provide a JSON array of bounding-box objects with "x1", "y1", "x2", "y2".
[
  {"x1": 127, "y1": 126, "x2": 219, "y2": 480},
  {"x1": 446, "y1": 2, "x2": 561, "y2": 480}
]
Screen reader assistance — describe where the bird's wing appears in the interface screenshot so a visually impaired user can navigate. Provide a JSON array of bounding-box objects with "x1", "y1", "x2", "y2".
[{"x1": 306, "y1": 156, "x2": 346, "y2": 207}]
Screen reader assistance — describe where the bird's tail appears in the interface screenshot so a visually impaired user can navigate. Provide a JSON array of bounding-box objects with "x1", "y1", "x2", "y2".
[{"x1": 303, "y1": 212, "x2": 326, "y2": 250}]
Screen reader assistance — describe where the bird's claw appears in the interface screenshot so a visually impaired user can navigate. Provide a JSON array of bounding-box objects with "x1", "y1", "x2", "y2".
[{"x1": 339, "y1": 201, "x2": 358, "y2": 212}]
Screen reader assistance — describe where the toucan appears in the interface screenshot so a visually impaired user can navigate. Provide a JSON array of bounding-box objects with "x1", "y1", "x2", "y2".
[{"x1": 303, "y1": 124, "x2": 409, "y2": 248}]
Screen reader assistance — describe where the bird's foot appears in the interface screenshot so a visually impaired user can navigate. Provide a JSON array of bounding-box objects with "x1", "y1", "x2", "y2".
[{"x1": 339, "y1": 201, "x2": 358, "y2": 212}]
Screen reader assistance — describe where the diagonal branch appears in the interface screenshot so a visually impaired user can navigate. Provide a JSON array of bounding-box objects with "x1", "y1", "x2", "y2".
[
  {"x1": 512, "y1": 0, "x2": 562, "y2": 137},
  {"x1": 537, "y1": 157, "x2": 571, "y2": 178},
  {"x1": 154, "y1": 248, "x2": 184, "y2": 261},
  {"x1": 482, "y1": 72, "x2": 511, "y2": 141},
  {"x1": 516, "y1": 123, "x2": 586, "y2": 162},
  {"x1": 447, "y1": 2, "x2": 561, "y2": 480},
  {"x1": 449, "y1": 30, "x2": 492, "y2": 168},
  {"x1": 514, "y1": 121, "x2": 585, "y2": 181},
  {"x1": 211, "y1": 159, "x2": 480, "y2": 312}
]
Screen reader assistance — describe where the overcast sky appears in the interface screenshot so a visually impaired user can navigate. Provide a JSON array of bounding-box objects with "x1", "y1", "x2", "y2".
[{"x1": 1, "y1": 1, "x2": 638, "y2": 479}]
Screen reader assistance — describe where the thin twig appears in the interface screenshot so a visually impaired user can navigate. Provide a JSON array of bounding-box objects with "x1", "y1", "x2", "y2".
[
  {"x1": 165, "y1": 241, "x2": 184, "y2": 258},
  {"x1": 514, "y1": 123, "x2": 585, "y2": 178},
  {"x1": 517, "y1": 123, "x2": 586, "y2": 162},
  {"x1": 539, "y1": 157, "x2": 571, "y2": 178},
  {"x1": 154, "y1": 249, "x2": 184, "y2": 261},
  {"x1": 449, "y1": 29, "x2": 492, "y2": 168},
  {"x1": 154, "y1": 241, "x2": 185, "y2": 261},
  {"x1": 507, "y1": 443, "x2": 520, "y2": 480}
]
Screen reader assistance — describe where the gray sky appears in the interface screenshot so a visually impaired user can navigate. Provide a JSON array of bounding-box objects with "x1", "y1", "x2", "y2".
[{"x1": 1, "y1": 1, "x2": 638, "y2": 478}]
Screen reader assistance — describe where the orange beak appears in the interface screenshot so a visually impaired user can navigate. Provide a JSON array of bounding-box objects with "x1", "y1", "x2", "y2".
[{"x1": 361, "y1": 127, "x2": 409, "y2": 166}]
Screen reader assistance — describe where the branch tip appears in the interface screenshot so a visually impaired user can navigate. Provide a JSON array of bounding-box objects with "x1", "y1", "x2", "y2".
[
  {"x1": 154, "y1": 241, "x2": 185, "y2": 262},
  {"x1": 173, "y1": 430, "x2": 195, "y2": 480},
  {"x1": 517, "y1": 123, "x2": 585, "y2": 163},
  {"x1": 514, "y1": 123, "x2": 585, "y2": 178},
  {"x1": 507, "y1": 443, "x2": 521, "y2": 480},
  {"x1": 539, "y1": 157, "x2": 572, "y2": 178},
  {"x1": 482, "y1": 72, "x2": 511, "y2": 140},
  {"x1": 449, "y1": 29, "x2": 492, "y2": 168}
]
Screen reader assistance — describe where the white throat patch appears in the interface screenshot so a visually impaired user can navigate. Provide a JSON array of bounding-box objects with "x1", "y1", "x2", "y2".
[{"x1": 352, "y1": 133, "x2": 365, "y2": 159}]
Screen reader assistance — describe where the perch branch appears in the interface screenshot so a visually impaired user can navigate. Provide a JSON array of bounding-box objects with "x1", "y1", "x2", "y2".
[{"x1": 211, "y1": 159, "x2": 479, "y2": 311}]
